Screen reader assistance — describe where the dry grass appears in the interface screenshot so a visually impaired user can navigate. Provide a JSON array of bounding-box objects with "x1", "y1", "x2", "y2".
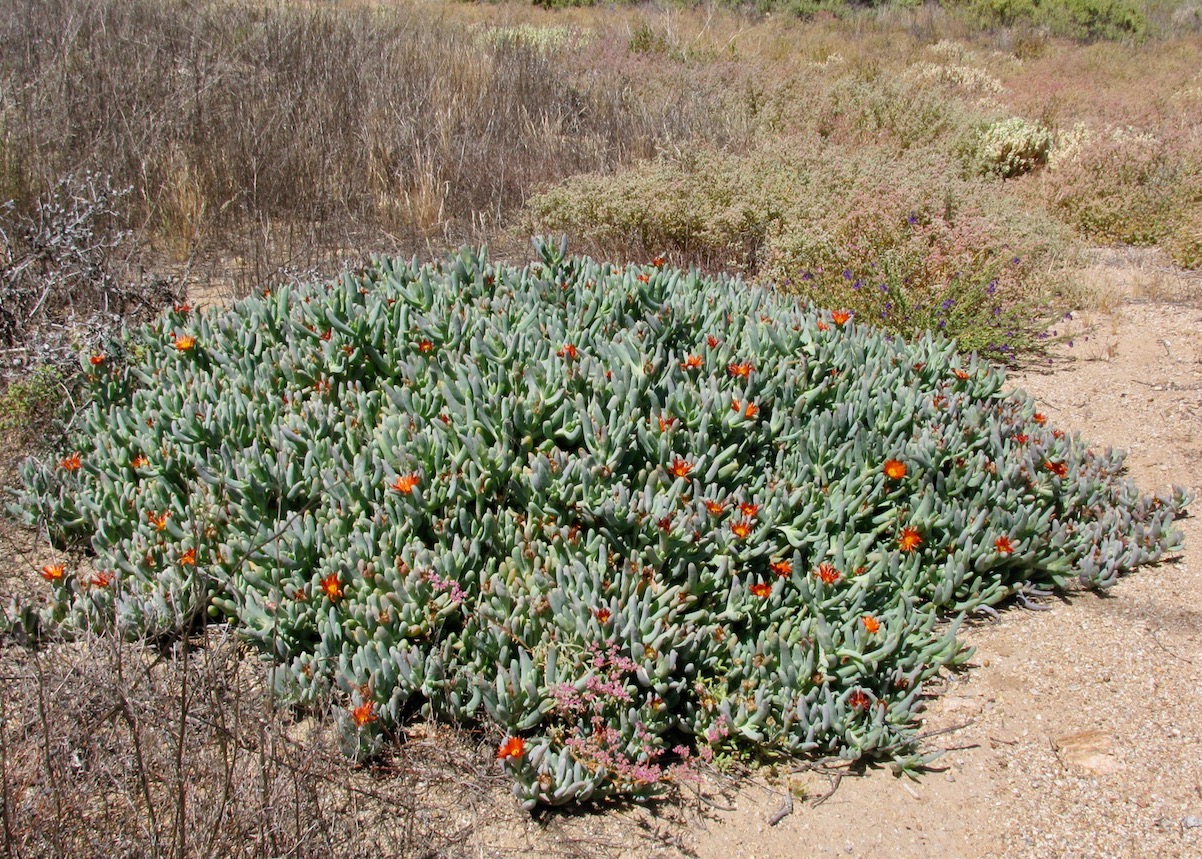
[{"x1": 0, "y1": 0, "x2": 757, "y2": 295}]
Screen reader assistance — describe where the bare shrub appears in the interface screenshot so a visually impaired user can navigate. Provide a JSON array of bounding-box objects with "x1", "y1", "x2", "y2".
[{"x1": 0, "y1": 172, "x2": 178, "y2": 381}]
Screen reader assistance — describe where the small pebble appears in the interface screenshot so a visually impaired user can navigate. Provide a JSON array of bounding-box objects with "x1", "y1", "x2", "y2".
[{"x1": 1184, "y1": 816, "x2": 1202, "y2": 829}]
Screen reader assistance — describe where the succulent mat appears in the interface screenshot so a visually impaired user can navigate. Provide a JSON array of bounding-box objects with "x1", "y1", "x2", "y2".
[{"x1": 11, "y1": 240, "x2": 1189, "y2": 807}]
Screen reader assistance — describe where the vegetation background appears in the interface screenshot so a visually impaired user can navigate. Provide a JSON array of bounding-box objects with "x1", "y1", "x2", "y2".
[{"x1": 0, "y1": 0, "x2": 1199, "y2": 855}]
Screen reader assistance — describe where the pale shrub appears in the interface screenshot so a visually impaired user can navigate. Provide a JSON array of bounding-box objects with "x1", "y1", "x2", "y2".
[{"x1": 971, "y1": 117, "x2": 1052, "y2": 179}]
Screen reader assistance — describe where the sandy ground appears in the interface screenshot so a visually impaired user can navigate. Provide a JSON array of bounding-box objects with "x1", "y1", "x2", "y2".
[{"x1": 1, "y1": 253, "x2": 1199, "y2": 858}]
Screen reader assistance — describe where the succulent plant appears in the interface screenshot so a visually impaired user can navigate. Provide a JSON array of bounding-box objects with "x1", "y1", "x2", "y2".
[{"x1": 9, "y1": 239, "x2": 1189, "y2": 808}]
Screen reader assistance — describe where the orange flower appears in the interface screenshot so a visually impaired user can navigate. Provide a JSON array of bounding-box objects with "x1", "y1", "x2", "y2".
[
  {"x1": 652, "y1": 255, "x2": 666, "y2": 267},
  {"x1": 703, "y1": 499, "x2": 726, "y2": 516},
  {"x1": 131, "y1": 454, "x2": 149, "y2": 469},
  {"x1": 636, "y1": 273, "x2": 651, "y2": 283},
  {"x1": 416, "y1": 338, "x2": 434, "y2": 353},
  {"x1": 58, "y1": 452, "x2": 82, "y2": 472},
  {"x1": 320, "y1": 329, "x2": 332, "y2": 342},
  {"x1": 148, "y1": 511, "x2": 170, "y2": 531},
  {"x1": 1012, "y1": 433, "x2": 1029, "y2": 445},
  {"x1": 883, "y1": 459, "x2": 906, "y2": 480},
  {"x1": 174, "y1": 334, "x2": 196, "y2": 351},
  {"x1": 351, "y1": 701, "x2": 377, "y2": 728},
  {"x1": 814, "y1": 563, "x2": 841, "y2": 585},
  {"x1": 656, "y1": 515, "x2": 673, "y2": 533},
  {"x1": 816, "y1": 320, "x2": 829, "y2": 331},
  {"x1": 593, "y1": 607, "x2": 611, "y2": 623},
  {"x1": 1043, "y1": 459, "x2": 1068, "y2": 478},
  {"x1": 728, "y1": 361, "x2": 754, "y2": 378},
  {"x1": 91, "y1": 570, "x2": 114, "y2": 588},
  {"x1": 497, "y1": 736, "x2": 525, "y2": 761},
  {"x1": 681, "y1": 354, "x2": 703, "y2": 370},
  {"x1": 89, "y1": 354, "x2": 105, "y2": 366},
  {"x1": 769, "y1": 559, "x2": 793, "y2": 577},
  {"x1": 391, "y1": 473, "x2": 420, "y2": 494},
  {"x1": 320, "y1": 573, "x2": 343, "y2": 601},
  {"x1": 1052, "y1": 429, "x2": 1065, "y2": 439},
  {"x1": 831, "y1": 309, "x2": 852, "y2": 326},
  {"x1": 706, "y1": 335, "x2": 719, "y2": 349},
  {"x1": 848, "y1": 690, "x2": 871, "y2": 710},
  {"x1": 178, "y1": 548, "x2": 196, "y2": 566},
  {"x1": 668, "y1": 457, "x2": 692, "y2": 479},
  {"x1": 743, "y1": 402, "x2": 759, "y2": 419},
  {"x1": 738, "y1": 502, "x2": 759, "y2": 519},
  {"x1": 658, "y1": 415, "x2": 677, "y2": 432},
  {"x1": 995, "y1": 535, "x2": 1015, "y2": 554},
  {"x1": 861, "y1": 615, "x2": 881, "y2": 634},
  {"x1": 953, "y1": 369, "x2": 970, "y2": 380},
  {"x1": 749, "y1": 582, "x2": 772, "y2": 598},
  {"x1": 556, "y1": 344, "x2": 578, "y2": 360},
  {"x1": 1032, "y1": 413, "x2": 1047, "y2": 426},
  {"x1": 730, "y1": 519, "x2": 753, "y2": 540},
  {"x1": 173, "y1": 302, "x2": 192, "y2": 314},
  {"x1": 41, "y1": 563, "x2": 65, "y2": 581},
  {"x1": 731, "y1": 399, "x2": 742, "y2": 413},
  {"x1": 898, "y1": 526, "x2": 922, "y2": 553}
]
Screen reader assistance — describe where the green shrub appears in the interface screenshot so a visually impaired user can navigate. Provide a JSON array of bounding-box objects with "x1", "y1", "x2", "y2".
[
  {"x1": 1040, "y1": 126, "x2": 1194, "y2": 247},
  {"x1": 523, "y1": 145, "x2": 1074, "y2": 363},
  {"x1": 11, "y1": 242, "x2": 1189, "y2": 807},
  {"x1": 811, "y1": 72, "x2": 973, "y2": 152},
  {"x1": 957, "y1": 0, "x2": 1148, "y2": 41},
  {"x1": 0, "y1": 364, "x2": 66, "y2": 440},
  {"x1": 1165, "y1": 205, "x2": 1202, "y2": 270}
]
